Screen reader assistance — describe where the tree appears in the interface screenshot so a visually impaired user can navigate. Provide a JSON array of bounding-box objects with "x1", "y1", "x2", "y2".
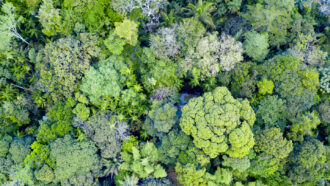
[
  {"x1": 254, "y1": 128, "x2": 293, "y2": 159},
  {"x1": 243, "y1": 31, "x2": 269, "y2": 61},
  {"x1": 222, "y1": 155, "x2": 250, "y2": 173},
  {"x1": 115, "y1": 19, "x2": 139, "y2": 46},
  {"x1": 219, "y1": 62, "x2": 258, "y2": 98},
  {"x1": 0, "y1": 100, "x2": 30, "y2": 134},
  {"x1": 181, "y1": 32, "x2": 221, "y2": 82},
  {"x1": 0, "y1": 3, "x2": 29, "y2": 52},
  {"x1": 110, "y1": 0, "x2": 167, "y2": 29},
  {"x1": 182, "y1": 0, "x2": 216, "y2": 28},
  {"x1": 218, "y1": 33, "x2": 243, "y2": 71},
  {"x1": 0, "y1": 136, "x2": 11, "y2": 157},
  {"x1": 287, "y1": 111, "x2": 321, "y2": 141},
  {"x1": 319, "y1": 67, "x2": 330, "y2": 94},
  {"x1": 138, "y1": 48, "x2": 182, "y2": 93},
  {"x1": 287, "y1": 138, "x2": 327, "y2": 185},
  {"x1": 256, "y1": 96, "x2": 287, "y2": 130},
  {"x1": 36, "y1": 33, "x2": 101, "y2": 100},
  {"x1": 72, "y1": 103, "x2": 90, "y2": 121},
  {"x1": 150, "y1": 27, "x2": 180, "y2": 59},
  {"x1": 9, "y1": 137, "x2": 33, "y2": 164},
  {"x1": 140, "y1": 177, "x2": 173, "y2": 186},
  {"x1": 34, "y1": 164, "x2": 55, "y2": 184},
  {"x1": 249, "y1": 128, "x2": 293, "y2": 179},
  {"x1": 49, "y1": 135, "x2": 100, "y2": 184},
  {"x1": 242, "y1": 0, "x2": 295, "y2": 47},
  {"x1": 175, "y1": 18, "x2": 206, "y2": 56},
  {"x1": 205, "y1": 167, "x2": 233, "y2": 186},
  {"x1": 120, "y1": 142, "x2": 167, "y2": 178},
  {"x1": 104, "y1": 30, "x2": 126, "y2": 55},
  {"x1": 38, "y1": 0, "x2": 64, "y2": 36},
  {"x1": 180, "y1": 87, "x2": 255, "y2": 158},
  {"x1": 144, "y1": 101, "x2": 178, "y2": 138},
  {"x1": 158, "y1": 128, "x2": 210, "y2": 166},
  {"x1": 74, "y1": 111, "x2": 129, "y2": 159},
  {"x1": 257, "y1": 78, "x2": 274, "y2": 95},
  {"x1": 175, "y1": 163, "x2": 207, "y2": 186},
  {"x1": 80, "y1": 55, "x2": 146, "y2": 120},
  {"x1": 261, "y1": 56, "x2": 317, "y2": 117},
  {"x1": 36, "y1": 101, "x2": 74, "y2": 144}
]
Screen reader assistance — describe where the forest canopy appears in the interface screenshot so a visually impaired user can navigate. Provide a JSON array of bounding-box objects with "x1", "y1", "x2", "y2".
[{"x1": 0, "y1": 0, "x2": 329, "y2": 185}]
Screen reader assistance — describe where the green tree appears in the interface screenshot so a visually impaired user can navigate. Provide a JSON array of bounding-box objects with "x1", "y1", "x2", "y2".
[
  {"x1": 0, "y1": 3, "x2": 29, "y2": 51},
  {"x1": 49, "y1": 134, "x2": 100, "y2": 183},
  {"x1": 104, "y1": 30, "x2": 126, "y2": 55},
  {"x1": 175, "y1": 163, "x2": 207, "y2": 186},
  {"x1": 249, "y1": 128, "x2": 293, "y2": 178},
  {"x1": 9, "y1": 137, "x2": 33, "y2": 164},
  {"x1": 38, "y1": 0, "x2": 64, "y2": 36},
  {"x1": 36, "y1": 33, "x2": 101, "y2": 100},
  {"x1": 114, "y1": 19, "x2": 139, "y2": 46},
  {"x1": 243, "y1": 31, "x2": 269, "y2": 61},
  {"x1": 257, "y1": 78, "x2": 274, "y2": 95},
  {"x1": 36, "y1": 101, "x2": 74, "y2": 144},
  {"x1": 242, "y1": 0, "x2": 295, "y2": 47},
  {"x1": 138, "y1": 48, "x2": 182, "y2": 93},
  {"x1": 182, "y1": 0, "x2": 216, "y2": 28},
  {"x1": 74, "y1": 111, "x2": 129, "y2": 159},
  {"x1": 144, "y1": 101, "x2": 178, "y2": 138},
  {"x1": 180, "y1": 87, "x2": 255, "y2": 158},
  {"x1": 222, "y1": 155, "x2": 250, "y2": 173},
  {"x1": 80, "y1": 55, "x2": 146, "y2": 120},
  {"x1": 120, "y1": 142, "x2": 167, "y2": 178},
  {"x1": 288, "y1": 111, "x2": 321, "y2": 141},
  {"x1": 287, "y1": 138, "x2": 327, "y2": 185},
  {"x1": 254, "y1": 128, "x2": 293, "y2": 159},
  {"x1": 72, "y1": 103, "x2": 90, "y2": 121},
  {"x1": 34, "y1": 164, "x2": 55, "y2": 184},
  {"x1": 256, "y1": 96, "x2": 287, "y2": 130}
]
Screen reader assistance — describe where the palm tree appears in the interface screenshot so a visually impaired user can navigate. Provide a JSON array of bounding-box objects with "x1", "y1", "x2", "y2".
[{"x1": 181, "y1": 0, "x2": 216, "y2": 28}]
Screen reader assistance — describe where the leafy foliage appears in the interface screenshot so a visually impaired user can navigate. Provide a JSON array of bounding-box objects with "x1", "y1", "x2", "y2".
[
  {"x1": 287, "y1": 111, "x2": 321, "y2": 141},
  {"x1": 218, "y1": 33, "x2": 243, "y2": 71},
  {"x1": 243, "y1": 31, "x2": 269, "y2": 61},
  {"x1": 256, "y1": 96, "x2": 287, "y2": 130},
  {"x1": 144, "y1": 101, "x2": 178, "y2": 138},
  {"x1": 0, "y1": 3, "x2": 28, "y2": 51},
  {"x1": 242, "y1": 0, "x2": 295, "y2": 47},
  {"x1": 80, "y1": 55, "x2": 146, "y2": 121},
  {"x1": 120, "y1": 142, "x2": 167, "y2": 178},
  {"x1": 74, "y1": 111, "x2": 129, "y2": 159},
  {"x1": 180, "y1": 87, "x2": 255, "y2": 158},
  {"x1": 0, "y1": 0, "x2": 328, "y2": 185},
  {"x1": 287, "y1": 138, "x2": 327, "y2": 184},
  {"x1": 115, "y1": 19, "x2": 139, "y2": 46},
  {"x1": 49, "y1": 134, "x2": 100, "y2": 183},
  {"x1": 36, "y1": 33, "x2": 101, "y2": 99}
]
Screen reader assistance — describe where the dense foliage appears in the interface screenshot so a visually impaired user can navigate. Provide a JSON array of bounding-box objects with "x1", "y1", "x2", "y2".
[{"x1": 0, "y1": 0, "x2": 328, "y2": 185}]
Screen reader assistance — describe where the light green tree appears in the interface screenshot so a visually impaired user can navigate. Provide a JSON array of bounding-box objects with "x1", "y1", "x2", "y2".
[
  {"x1": 257, "y1": 78, "x2": 274, "y2": 95},
  {"x1": 38, "y1": 0, "x2": 63, "y2": 36},
  {"x1": 288, "y1": 111, "x2": 321, "y2": 141},
  {"x1": 180, "y1": 87, "x2": 255, "y2": 158},
  {"x1": 243, "y1": 31, "x2": 269, "y2": 61},
  {"x1": 0, "y1": 3, "x2": 28, "y2": 52},
  {"x1": 114, "y1": 19, "x2": 139, "y2": 46},
  {"x1": 120, "y1": 142, "x2": 167, "y2": 178}
]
